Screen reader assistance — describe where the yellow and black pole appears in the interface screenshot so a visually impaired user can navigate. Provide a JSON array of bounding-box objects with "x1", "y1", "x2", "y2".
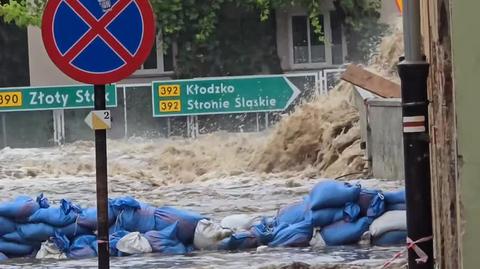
[{"x1": 398, "y1": 0, "x2": 433, "y2": 268}]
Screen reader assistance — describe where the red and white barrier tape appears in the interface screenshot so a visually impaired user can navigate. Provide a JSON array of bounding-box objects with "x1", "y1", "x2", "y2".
[{"x1": 381, "y1": 235, "x2": 433, "y2": 269}]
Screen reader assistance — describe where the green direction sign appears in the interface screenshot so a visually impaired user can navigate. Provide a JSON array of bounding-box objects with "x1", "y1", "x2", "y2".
[
  {"x1": 0, "y1": 85, "x2": 117, "y2": 112},
  {"x1": 152, "y1": 76, "x2": 300, "y2": 117}
]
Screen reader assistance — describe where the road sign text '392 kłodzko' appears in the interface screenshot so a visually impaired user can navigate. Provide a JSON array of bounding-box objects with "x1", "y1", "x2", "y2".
[{"x1": 152, "y1": 76, "x2": 301, "y2": 117}]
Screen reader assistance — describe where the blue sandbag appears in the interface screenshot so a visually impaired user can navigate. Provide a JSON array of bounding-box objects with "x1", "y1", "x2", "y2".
[
  {"x1": 0, "y1": 252, "x2": 7, "y2": 261},
  {"x1": 145, "y1": 222, "x2": 188, "y2": 254},
  {"x1": 367, "y1": 195, "x2": 385, "y2": 218},
  {"x1": 114, "y1": 202, "x2": 156, "y2": 233},
  {"x1": 0, "y1": 196, "x2": 41, "y2": 220},
  {"x1": 0, "y1": 216, "x2": 16, "y2": 236},
  {"x1": 386, "y1": 203, "x2": 406, "y2": 211},
  {"x1": 111, "y1": 197, "x2": 140, "y2": 211},
  {"x1": 13, "y1": 223, "x2": 56, "y2": 242},
  {"x1": 155, "y1": 206, "x2": 206, "y2": 245},
  {"x1": 310, "y1": 208, "x2": 343, "y2": 227},
  {"x1": 36, "y1": 193, "x2": 50, "y2": 209},
  {"x1": 251, "y1": 218, "x2": 275, "y2": 245},
  {"x1": 0, "y1": 239, "x2": 34, "y2": 256},
  {"x1": 321, "y1": 217, "x2": 372, "y2": 246},
  {"x1": 52, "y1": 232, "x2": 70, "y2": 253},
  {"x1": 57, "y1": 222, "x2": 93, "y2": 239},
  {"x1": 53, "y1": 232, "x2": 100, "y2": 259},
  {"x1": 309, "y1": 203, "x2": 360, "y2": 227},
  {"x1": 269, "y1": 220, "x2": 313, "y2": 248},
  {"x1": 218, "y1": 231, "x2": 258, "y2": 250},
  {"x1": 1, "y1": 232, "x2": 27, "y2": 244},
  {"x1": 357, "y1": 189, "x2": 386, "y2": 218},
  {"x1": 384, "y1": 190, "x2": 406, "y2": 204},
  {"x1": 309, "y1": 181, "x2": 361, "y2": 210},
  {"x1": 343, "y1": 203, "x2": 361, "y2": 222},
  {"x1": 28, "y1": 199, "x2": 81, "y2": 227},
  {"x1": 110, "y1": 197, "x2": 151, "y2": 232},
  {"x1": 276, "y1": 197, "x2": 309, "y2": 225},
  {"x1": 373, "y1": 230, "x2": 407, "y2": 246},
  {"x1": 77, "y1": 206, "x2": 116, "y2": 230},
  {"x1": 68, "y1": 235, "x2": 97, "y2": 259}
]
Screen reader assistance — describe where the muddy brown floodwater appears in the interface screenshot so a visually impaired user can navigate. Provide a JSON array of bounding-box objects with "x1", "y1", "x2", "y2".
[
  {"x1": 0, "y1": 142, "x2": 405, "y2": 268},
  {"x1": 0, "y1": 18, "x2": 407, "y2": 268}
]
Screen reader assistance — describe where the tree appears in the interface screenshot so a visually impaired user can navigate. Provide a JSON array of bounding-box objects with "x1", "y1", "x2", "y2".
[{"x1": 0, "y1": 0, "x2": 42, "y2": 26}]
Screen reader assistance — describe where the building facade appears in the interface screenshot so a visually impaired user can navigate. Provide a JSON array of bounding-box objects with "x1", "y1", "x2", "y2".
[
  {"x1": 27, "y1": 0, "x2": 400, "y2": 85},
  {"x1": 0, "y1": 1, "x2": 400, "y2": 147}
]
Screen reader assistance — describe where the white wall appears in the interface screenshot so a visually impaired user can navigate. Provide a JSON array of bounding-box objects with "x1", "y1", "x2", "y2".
[
  {"x1": 380, "y1": 0, "x2": 402, "y2": 25},
  {"x1": 27, "y1": 26, "x2": 172, "y2": 86},
  {"x1": 28, "y1": 26, "x2": 78, "y2": 86}
]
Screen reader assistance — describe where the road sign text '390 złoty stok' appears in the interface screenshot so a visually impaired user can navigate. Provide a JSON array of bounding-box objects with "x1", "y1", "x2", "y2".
[{"x1": 0, "y1": 85, "x2": 117, "y2": 112}]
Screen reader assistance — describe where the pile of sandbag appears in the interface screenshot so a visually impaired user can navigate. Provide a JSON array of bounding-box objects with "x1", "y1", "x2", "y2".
[
  {"x1": 0, "y1": 194, "x2": 88, "y2": 258},
  {"x1": 0, "y1": 195, "x2": 205, "y2": 260},
  {"x1": 0, "y1": 180, "x2": 407, "y2": 262},
  {"x1": 192, "y1": 181, "x2": 407, "y2": 251}
]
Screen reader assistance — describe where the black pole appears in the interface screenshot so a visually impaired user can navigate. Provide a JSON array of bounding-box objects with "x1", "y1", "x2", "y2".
[
  {"x1": 398, "y1": 60, "x2": 433, "y2": 269},
  {"x1": 94, "y1": 84, "x2": 110, "y2": 269},
  {"x1": 2, "y1": 114, "x2": 7, "y2": 148}
]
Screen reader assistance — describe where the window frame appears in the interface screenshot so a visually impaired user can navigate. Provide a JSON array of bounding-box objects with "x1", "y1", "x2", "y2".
[
  {"x1": 288, "y1": 11, "x2": 334, "y2": 69},
  {"x1": 132, "y1": 33, "x2": 175, "y2": 76}
]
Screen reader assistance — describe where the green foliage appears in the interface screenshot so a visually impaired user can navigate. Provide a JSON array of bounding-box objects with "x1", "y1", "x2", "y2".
[
  {"x1": 0, "y1": 0, "x2": 43, "y2": 26},
  {"x1": 173, "y1": 4, "x2": 282, "y2": 77},
  {"x1": 151, "y1": 0, "x2": 330, "y2": 45}
]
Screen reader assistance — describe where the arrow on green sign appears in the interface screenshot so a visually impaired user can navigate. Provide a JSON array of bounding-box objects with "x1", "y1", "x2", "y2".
[
  {"x1": 151, "y1": 76, "x2": 301, "y2": 117},
  {"x1": 0, "y1": 85, "x2": 117, "y2": 112}
]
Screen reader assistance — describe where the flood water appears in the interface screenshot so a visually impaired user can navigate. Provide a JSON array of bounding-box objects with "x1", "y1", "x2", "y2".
[
  {"x1": 0, "y1": 141, "x2": 405, "y2": 268},
  {"x1": 2, "y1": 246, "x2": 404, "y2": 268},
  {"x1": 0, "y1": 57, "x2": 406, "y2": 268}
]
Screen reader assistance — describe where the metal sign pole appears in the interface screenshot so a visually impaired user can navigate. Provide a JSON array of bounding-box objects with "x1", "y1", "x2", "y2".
[
  {"x1": 41, "y1": 0, "x2": 154, "y2": 266},
  {"x1": 399, "y1": 0, "x2": 433, "y2": 268},
  {"x1": 1, "y1": 114, "x2": 7, "y2": 148},
  {"x1": 94, "y1": 84, "x2": 110, "y2": 269}
]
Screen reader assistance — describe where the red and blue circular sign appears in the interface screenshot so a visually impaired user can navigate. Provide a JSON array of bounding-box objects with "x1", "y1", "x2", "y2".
[{"x1": 42, "y1": 0, "x2": 156, "y2": 84}]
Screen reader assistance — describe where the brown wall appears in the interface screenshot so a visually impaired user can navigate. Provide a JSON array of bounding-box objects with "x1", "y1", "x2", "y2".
[{"x1": 420, "y1": 1, "x2": 461, "y2": 268}]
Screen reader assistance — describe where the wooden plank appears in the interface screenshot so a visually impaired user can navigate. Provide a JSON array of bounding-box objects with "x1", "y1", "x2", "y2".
[{"x1": 341, "y1": 64, "x2": 401, "y2": 98}]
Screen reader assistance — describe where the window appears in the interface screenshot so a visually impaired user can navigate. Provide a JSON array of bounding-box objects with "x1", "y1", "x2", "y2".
[
  {"x1": 330, "y1": 11, "x2": 344, "y2": 65},
  {"x1": 286, "y1": 10, "x2": 346, "y2": 69},
  {"x1": 135, "y1": 34, "x2": 174, "y2": 74},
  {"x1": 291, "y1": 15, "x2": 326, "y2": 64}
]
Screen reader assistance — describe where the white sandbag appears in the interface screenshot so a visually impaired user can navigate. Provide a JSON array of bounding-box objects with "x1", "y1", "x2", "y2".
[
  {"x1": 194, "y1": 219, "x2": 233, "y2": 250},
  {"x1": 369, "y1": 210, "x2": 406, "y2": 237},
  {"x1": 220, "y1": 214, "x2": 261, "y2": 231},
  {"x1": 309, "y1": 228, "x2": 326, "y2": 248},
  {"x1": 358, "y1": 231, "x2": 371, "y2": 246},
  {"x1": 116, "y1": 232, "x2": 152, "y2": 254},
  {"x1": 35, "y1": 241, "x2": 67, "y2": 259},
  {"x1": 256, "y1": 245, "x2": 270, "y2": 253}
]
